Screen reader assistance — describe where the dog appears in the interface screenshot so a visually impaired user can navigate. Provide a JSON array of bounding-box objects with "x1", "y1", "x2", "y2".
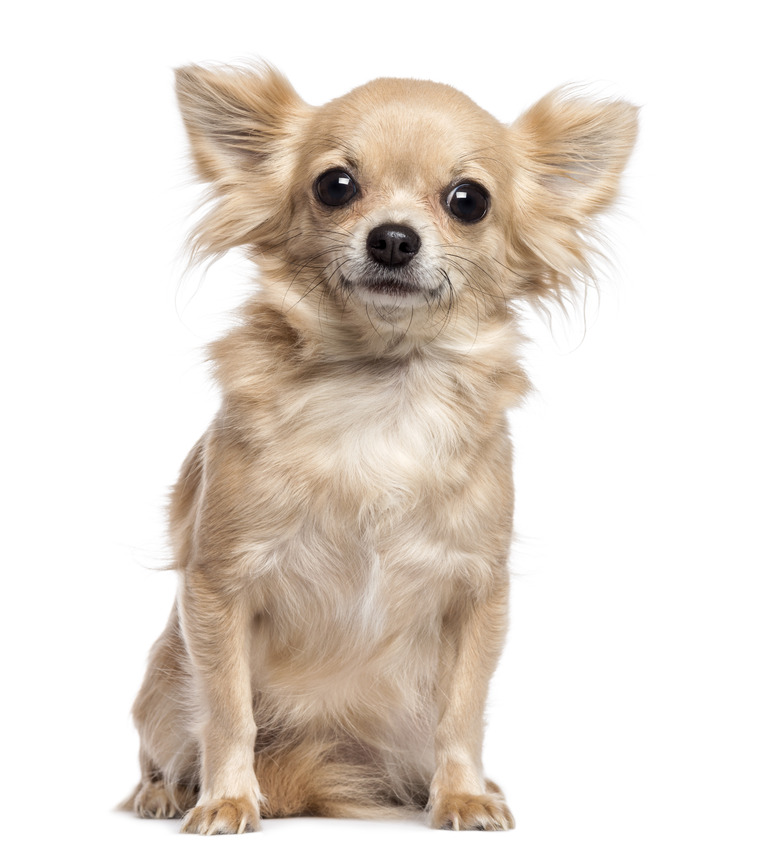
[{"x1": 123, "y1": 62, "x2": 637, "y2": 834}]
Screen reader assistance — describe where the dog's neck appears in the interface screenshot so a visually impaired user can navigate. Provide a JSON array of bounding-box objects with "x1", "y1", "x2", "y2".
[{"x1": 208, "y1": 283, "x2": 529, "y2": 423}]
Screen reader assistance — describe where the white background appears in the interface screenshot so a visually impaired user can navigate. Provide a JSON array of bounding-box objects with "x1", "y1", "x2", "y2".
[{"x1": 2, "y1": 2, "x2": 778, "y2": 845}]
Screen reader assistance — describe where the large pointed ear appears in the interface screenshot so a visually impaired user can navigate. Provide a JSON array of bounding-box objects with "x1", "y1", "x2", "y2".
[
  {"x1": 174, "y1": 63, "x2": 312, "y2": 258},
  {"x1": 513, "y1": 89, "x2": 638, "y2": 218},
  {"x1": 508, "y1": 90, "x2": 638, "y2": 301}
]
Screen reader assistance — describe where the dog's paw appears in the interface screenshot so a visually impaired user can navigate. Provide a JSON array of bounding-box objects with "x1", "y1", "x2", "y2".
[
  {"x1": 430, "y1": 791, "x2": 515, "y2": 831},
  {"x1": 180, "y1": 797, "x2": 260, "y2": 835},
  {"x1": 132, "y1": 780, "x2": 182, "y2": 819}
]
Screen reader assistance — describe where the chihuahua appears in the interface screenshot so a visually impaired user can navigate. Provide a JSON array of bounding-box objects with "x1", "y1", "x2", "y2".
[{"x1": 124, "y1": 63, "x2": 637, "y2": 834}]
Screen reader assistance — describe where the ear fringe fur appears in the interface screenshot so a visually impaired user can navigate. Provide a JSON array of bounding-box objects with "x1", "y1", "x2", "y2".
[
  {"x1": 174, "y1": 61, "x2": 312, "y2": 267},
  {"x1": 508, "y1": 86, "x2": 639, "y2": 310}
]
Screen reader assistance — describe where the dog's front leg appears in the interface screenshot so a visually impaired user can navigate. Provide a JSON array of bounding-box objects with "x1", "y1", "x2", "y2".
[
  {"x1": 178, "y1": 568, "x2": 261, "y2": 835},
  {"x1": 430, "y1": 582, "x2": 515, "y2": 831}
]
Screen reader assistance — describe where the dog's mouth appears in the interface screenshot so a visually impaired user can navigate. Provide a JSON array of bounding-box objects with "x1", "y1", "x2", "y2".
[
  {"x1": 340, "y1": 274, "x2": 440, "y2": 306},
  {"x1": 355, "y1": 277, "x2": 420, "y2": 296}
]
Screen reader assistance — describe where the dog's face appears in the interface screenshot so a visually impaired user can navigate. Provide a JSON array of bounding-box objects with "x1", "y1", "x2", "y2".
[
  {"x1": 176, "y1": 65, "x2": 636, "y2": 338},
  {"x1": 294, "y1": 79, "x2": 511, "y2": 312}
]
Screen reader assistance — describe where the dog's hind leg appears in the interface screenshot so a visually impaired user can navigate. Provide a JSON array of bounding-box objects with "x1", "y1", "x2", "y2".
[
  {"x1": 122, "y1": 756, "x2": 198, "y2": 819},
  {"x1": 123, "y1": 605, "x2": 200, "y2": 819}
]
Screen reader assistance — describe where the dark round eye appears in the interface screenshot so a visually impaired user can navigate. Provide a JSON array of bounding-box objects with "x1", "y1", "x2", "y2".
[
  {"x1": 315, "y1": 170, "x2": 359, "y2": 207},
  {"x1": 445, "y1": 182, "x2": 489, "y2": 223}
]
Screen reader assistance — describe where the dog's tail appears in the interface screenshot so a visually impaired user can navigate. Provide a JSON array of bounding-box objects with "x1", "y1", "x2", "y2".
[{"x1": 255, "y1": 737, "x2": 428, "y2": 820}]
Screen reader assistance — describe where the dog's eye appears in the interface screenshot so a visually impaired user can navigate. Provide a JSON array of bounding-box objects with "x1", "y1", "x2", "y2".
[
  {"x1": 315, "y1": 170, "x2": 359, "y2": 207},
  {"x1": 445, "y1": 182, "x2": 489, "y2": 223}
]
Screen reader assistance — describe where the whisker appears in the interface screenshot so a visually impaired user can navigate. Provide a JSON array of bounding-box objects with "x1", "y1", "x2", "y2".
[
  {"x1": 446, "y1": 240, "x2": 529, "y2": 286},
  {"x1": 282, "y1": 246, "x2": 346, "y2": 308}
]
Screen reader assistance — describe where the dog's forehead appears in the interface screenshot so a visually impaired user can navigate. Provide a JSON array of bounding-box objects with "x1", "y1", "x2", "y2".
[{"x1": 313, "y1": 78, "x2": 506, "y2": 186}]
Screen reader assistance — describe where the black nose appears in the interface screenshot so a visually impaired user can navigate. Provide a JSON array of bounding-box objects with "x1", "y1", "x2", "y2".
[{"x1": 366, "y1": 224, "x2": 421, "y2": 267}]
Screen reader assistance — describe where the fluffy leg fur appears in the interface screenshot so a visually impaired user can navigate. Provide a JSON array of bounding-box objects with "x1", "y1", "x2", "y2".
[
  {"x1": 177, "y1": 571, "x2": 262, "y2": 834},
  {"x1": 428, "y1": 582, "x2": 515, "y2": 830}
]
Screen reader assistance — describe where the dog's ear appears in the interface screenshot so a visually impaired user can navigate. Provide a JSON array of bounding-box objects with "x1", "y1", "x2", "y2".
[
  {"x1": 507, "y1": 90, "x2": 638, "y2": 302},
  {"x1": 175, "y1": 62, "x2": 308, "y2": 181},
  {"x1": 175, "y1": 63, "x2": 311, "y2": 259},
  {"x1": 513, "y1": 90, "x2": 638, "y2": 218}
]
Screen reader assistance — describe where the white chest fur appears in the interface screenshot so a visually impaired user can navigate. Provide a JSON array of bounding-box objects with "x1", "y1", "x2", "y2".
[{"x1": 262, "y1": 355, "x2": 473, "y2": 510}]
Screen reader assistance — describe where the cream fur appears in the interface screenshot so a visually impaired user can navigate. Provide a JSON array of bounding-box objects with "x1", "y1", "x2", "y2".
[{"x1": 123, "y1": 62, "x2": 637, "y2": 834}]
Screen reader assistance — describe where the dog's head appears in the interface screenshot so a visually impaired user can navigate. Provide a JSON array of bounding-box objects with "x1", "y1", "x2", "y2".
[{"x1": 176, "y1": 63, "x2": 637, "y2": 345}]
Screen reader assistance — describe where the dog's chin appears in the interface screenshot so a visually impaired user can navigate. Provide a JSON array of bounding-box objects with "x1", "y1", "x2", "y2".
[{"x1": 341, "y1": 275, "x2": 441, "y2": 310}]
